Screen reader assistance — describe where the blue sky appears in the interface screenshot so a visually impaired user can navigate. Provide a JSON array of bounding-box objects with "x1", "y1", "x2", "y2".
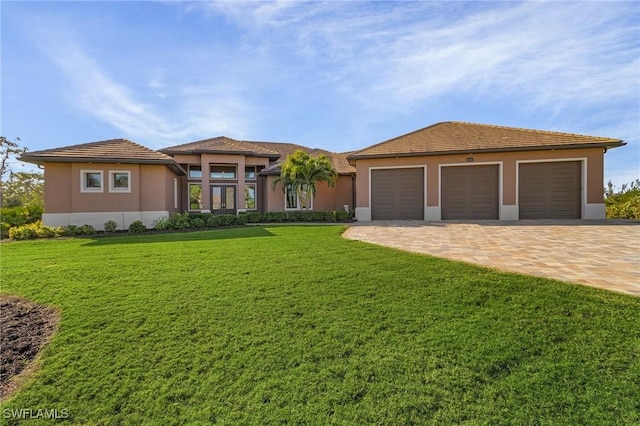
[{"x1": 2, "y1": 1, "x2": 639, "y2": 186}]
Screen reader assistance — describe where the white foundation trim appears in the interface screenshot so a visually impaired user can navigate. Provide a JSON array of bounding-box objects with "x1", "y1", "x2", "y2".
[
  {"x1": 425, "y1": 206, "x2": 441, "y2": 221},
  {"x1": 355, "y1": 207, "x2": 371, "y2": 222},
  {"x1": 43, "y1": 211, "x2": 169, "y2": 231},
  {"x1": 501, "y1": 205, "x2": 519, "y2": 220},
  {"x1": 584, "y1": 203, "x2": 606, "y2": 220}
]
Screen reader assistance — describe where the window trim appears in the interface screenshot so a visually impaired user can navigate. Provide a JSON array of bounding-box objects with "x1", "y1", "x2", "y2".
[
  {"x1": 188, "y1": 182, "x2": 203, "y2": 211},
  {"x1": 210, "y1": 164, "x2": 237, "y2": 180},
  {"x1": 284, "y1": 185, "x2": 313, "y2": 210},
  {"x1": 188, "y1": 165, "x2": 202, "y2": 179},
  {"x1": 80, "y1": 170, "x2": 104, "y2": 193},
  {"x1": 245, "y1": 166, "x2": 257, "y2": 181},
  {"x1": 244, "y1": 183, "x2": 257, "y2": 210},
  {"x1": 108, "y1": 170, "x2": 131, "y2": 193}
]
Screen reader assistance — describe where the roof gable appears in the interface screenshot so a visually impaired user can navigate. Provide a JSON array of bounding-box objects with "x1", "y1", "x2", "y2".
[
  {"x1": 161, "y1": 137, "x2": 281, "y2": 158},
  {"x1": 348, "y1": 121, "x2": 625, "y2": 159},
  {"x1": 19, "y1": 139, "x2": 185, "y2": 175}
]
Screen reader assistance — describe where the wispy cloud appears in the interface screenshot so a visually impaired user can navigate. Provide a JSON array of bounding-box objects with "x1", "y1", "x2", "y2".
[
  {"x1": 23, "y1": 17, "x2": 255, "y2": 148},
  {"x1": 201, "y1": 1, "x2": 638, "y2": 115}
]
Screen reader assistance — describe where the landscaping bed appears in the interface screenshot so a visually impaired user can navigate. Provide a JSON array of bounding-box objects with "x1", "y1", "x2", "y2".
[{"x1": 0, "y1": 295, "x2": 59, "y2": 400}]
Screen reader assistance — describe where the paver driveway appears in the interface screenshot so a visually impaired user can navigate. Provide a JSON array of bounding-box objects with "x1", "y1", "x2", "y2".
[{"x1": 343, "y1": 220, "x2": 640, "y2": 296}]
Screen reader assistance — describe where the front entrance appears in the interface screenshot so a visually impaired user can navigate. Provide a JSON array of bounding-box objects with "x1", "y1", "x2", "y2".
[{"x1": 211, "y1": 185, "x2": 236, "y2": 214}]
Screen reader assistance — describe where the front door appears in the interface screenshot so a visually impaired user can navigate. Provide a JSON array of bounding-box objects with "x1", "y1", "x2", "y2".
[{"x1": 211, "y1": 185, "x2": 236, "y2": 214}]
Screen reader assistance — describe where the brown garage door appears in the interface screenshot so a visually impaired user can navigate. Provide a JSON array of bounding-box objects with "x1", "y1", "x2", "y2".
[
  {"x1": 441, "y1": 165, "x2": 499, "y2": 220},
  {"x1": 519, "y1": 161, "x2": 581, "y2": 219},
  {"x1": 371, "y1": 168, "x2": 424, "y2": 220}
]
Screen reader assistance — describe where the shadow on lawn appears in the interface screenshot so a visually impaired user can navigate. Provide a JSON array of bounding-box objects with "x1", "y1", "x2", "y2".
[{"x1": 81, "y1": 226, "x2": 276, "y2": 246}]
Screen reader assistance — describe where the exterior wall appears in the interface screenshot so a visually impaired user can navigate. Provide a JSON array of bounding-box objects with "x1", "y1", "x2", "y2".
[
  {"x1": 41, "y1": 162, "x2": 180, "y2": 229},
  {"x1": 354, "y1": 147, "x2": 606, "y2": 221},
  {"x1": 173, "y1": 153, "x2": 270, "y2": 213},
  {"x1": 265, "y1": 175, "x2": 354, "y2": 212}
]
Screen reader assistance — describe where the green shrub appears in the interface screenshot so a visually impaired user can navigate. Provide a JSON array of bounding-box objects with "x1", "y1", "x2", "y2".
[
  {"x1": 262, "y1": 212, "x2": 286, "y2": 222},
  {"x1": 79, "y1": 224, "x2": 96, "y2": 235},
  {"x1": 151, "y1": 216, "x2": 169, "y2": 231},
  {"x1": 128, "y1": 220, "x2": 147, "y2": 233},
  {"x1": 1, "y1": 222, "x2": 11, "y2": 239},
  {"x1": 62, "y1": 225, "x2": 81, "y2": 236},
  {"x1": 1, "y1": 204, "x2": 44, "y2": 238},
  {"x1": 235, "y1": 213, "x2": 248, "y2": 225},
  {"x1": 167, "y1": 212, "x2": 192, "y2": 230},
  {"x1": 606, "y1": 194, "x2": 640, "y2": 220},
  {"x1": 9, "y1": 223, "x2": 37, "y2": 240},
  {"x1": 605, "y1": 180, "x2": 640, "y2": 220},
  {"x1": 0, "y1": 204, "x2": 44, "y2": 227},
  {"x1": 104, "y1": 220, "x2": 119, "y2": 233},
  {"x1": 8, "y1": 221, "x2": 61, "y2": 240},
  {"x1": 191, "y1": 218, "x2": 205, "y2": 229},
  {"x1": 202, "y1": 214, "x2": 237, "y2": 227},
  {"x1": 335, "y1": 209, "x2": 352, "y2": 222},
  {"x1": 243, "y1": 212, "x2": 263, "y2": 223}
]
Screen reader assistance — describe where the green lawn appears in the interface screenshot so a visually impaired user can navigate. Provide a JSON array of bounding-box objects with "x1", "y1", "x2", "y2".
[{"x1": 1, "y1": 226, "x2": 639, "y2": 425}]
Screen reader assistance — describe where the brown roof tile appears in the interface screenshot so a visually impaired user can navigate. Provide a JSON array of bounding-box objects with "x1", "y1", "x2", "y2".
[
  {"x1": 19, "y1": 139, "x2": 185, "y2": 174},
  {"x1": 348, "y1": 121, "x2": 625, "y2": 159},
  {"x1": 257, "y1": 143, "x2": 355, "y2": 175},
  {"x1": 161, "y1": 137, "x2": 281, "y2": 158}
]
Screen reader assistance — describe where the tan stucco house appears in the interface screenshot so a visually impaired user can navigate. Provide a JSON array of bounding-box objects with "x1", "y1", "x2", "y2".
[
  {"x1": 347, "y1": 122, "x2": 624, "y2": 221},
  {"x1": 20, "y1": 121, "x2": 624, "y2": 229},
  {"x1": 20, "y1": 137, "x2": 355, "y2": 229}
]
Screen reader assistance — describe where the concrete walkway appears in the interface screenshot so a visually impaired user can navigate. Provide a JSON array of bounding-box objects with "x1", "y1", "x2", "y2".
[{"x1": 343, "y1": 220, "x2": 640, "y2": 296}]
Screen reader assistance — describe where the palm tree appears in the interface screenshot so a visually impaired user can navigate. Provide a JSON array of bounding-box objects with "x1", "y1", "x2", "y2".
[{"x1": 272, "y1": 150, "x2": 338, "y2": 210}]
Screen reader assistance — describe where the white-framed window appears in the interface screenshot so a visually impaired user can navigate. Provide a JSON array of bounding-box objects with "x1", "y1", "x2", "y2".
[
  {"x1": 189, "y1": 183, "x2": 203, "y2": 210},
  {"x1": 285, "y1": 185, "x2": 312, "y2": 210},
  {"x1": 81, "y1": 170, "x2": 103, "y2": 193},
  {"x1": 109, "y1": 170, "x2": 131, "y2": 193},
  {"x1": 245, "y1": 183, "x2": 256, "y2": 210}
]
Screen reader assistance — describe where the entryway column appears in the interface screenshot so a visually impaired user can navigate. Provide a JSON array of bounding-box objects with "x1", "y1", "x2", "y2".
[{"x1": 200, "y1": 155, "x2": 211, "y2": 212}]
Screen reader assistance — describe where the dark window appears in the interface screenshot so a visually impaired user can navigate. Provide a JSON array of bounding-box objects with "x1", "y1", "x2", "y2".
[
  {"x1": 245, "y1": 166, "x2": 256, "y2": 180},
  {"x1": 210, "y1": 165, "x2": 236, "y2": 179},
  {"x1": 189, "y1": 166, "x2": 202, "y2": 179}
]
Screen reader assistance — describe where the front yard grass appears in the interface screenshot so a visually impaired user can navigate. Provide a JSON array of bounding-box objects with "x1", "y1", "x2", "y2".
[{"x1": 1, "y1": 225, "x2": 638, "y2": 424}]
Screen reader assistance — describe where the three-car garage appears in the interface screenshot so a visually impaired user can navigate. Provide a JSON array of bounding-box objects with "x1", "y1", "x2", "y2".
[
  {"x1": 367, "y1": 160, "x2": 584, "y2": 220},
  {"x1": 350, "y1": 122, "x2": 624, "y2": 222}
]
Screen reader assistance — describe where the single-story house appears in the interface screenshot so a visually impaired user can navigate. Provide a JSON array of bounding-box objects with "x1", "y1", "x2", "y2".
[
  {"x1": 347, "y1": 122, "x2": 625, "y2": 221},
  {"x1": 19, "y1": 121, "x2": 624, "y2": 229},
  {"x1": 19, "y1": 137, "x2": 355, "y2": 229}
]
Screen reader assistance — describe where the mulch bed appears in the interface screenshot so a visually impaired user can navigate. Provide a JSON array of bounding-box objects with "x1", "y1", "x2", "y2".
[{"x1": 0, "y1": 295, "x2": 59, "y2": 400}]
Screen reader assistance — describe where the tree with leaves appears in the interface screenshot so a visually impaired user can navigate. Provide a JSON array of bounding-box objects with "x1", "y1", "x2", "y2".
[
  {"x1": 0, "y1": 136, "x2": 27, "y2": 206},
  {"x1": 272, "y1": 150, "x2": 338, "y2": 210},
  {"x1": 2, "y1": 171, "x2": 44, "y2": 208}
]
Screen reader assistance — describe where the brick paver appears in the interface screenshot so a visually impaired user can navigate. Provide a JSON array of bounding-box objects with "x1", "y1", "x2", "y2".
[{"x1": 343, "y1": 220, "x2": 640, "y2": 296}]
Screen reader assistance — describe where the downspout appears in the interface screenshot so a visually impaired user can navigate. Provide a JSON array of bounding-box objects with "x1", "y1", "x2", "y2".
[{"x1": 351, "y1": 174, "x2": 356, "y2": 216}]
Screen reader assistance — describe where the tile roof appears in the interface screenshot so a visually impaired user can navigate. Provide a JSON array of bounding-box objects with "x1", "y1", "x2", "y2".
[
  {"x1": 160, "y1": 136, "x2": 281, "y2": 158},
  {"x1": 255, "y1": 143, "x2": 355, "y2": 175},
  {"x1": 347, "y1": 121, "x2": 625, "y2": 159},
  {"x1": 19, "y1": 139, "x2": 185, "y2": 175},
  {"x1": 163, "y1": 138, "x2": 355, "y2": 175}
]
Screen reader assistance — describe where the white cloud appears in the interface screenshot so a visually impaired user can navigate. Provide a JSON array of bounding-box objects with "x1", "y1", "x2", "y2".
[
  {"x1": 198, "y1": 2, "x2": 638, "y2": 114},
  {"x1": 23, "y1": 18, "x2": 254, "y2": 148}
]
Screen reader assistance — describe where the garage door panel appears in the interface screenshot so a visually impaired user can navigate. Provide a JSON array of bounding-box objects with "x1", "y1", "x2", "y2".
[
  {"x1": 441, "y1": 165, "x2": 499, "y2": 220},
  {"x1": 371, "y1": 168, "x2": 424, "y2": 220},
  {"x1": 519, "y1": 161, "x2": 581, "y2": 219}
]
